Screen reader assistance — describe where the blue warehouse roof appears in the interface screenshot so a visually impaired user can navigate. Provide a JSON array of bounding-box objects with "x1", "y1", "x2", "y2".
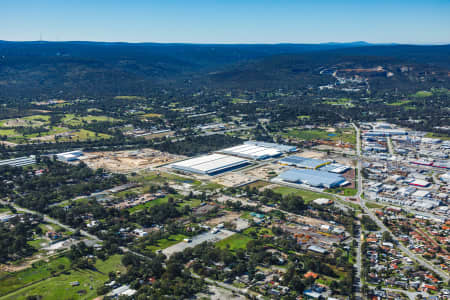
[
  {"x1": 279, "y1": 168, "x2": 346, "y2": 188},
  {"x1": 279, "y1": 156, "x2": 331, "y2": 169}
]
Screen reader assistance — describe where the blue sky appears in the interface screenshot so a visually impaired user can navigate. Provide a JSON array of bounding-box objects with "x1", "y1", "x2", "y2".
[{"x1": 2, "y1": 0, "x2": 449, "y2": 44}]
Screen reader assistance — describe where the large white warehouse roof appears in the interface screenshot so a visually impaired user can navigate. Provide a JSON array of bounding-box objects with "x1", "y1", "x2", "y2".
[
  {"x1": 219, "y1": 144, "x2": 281, "y2": 160},
  {"x1": 171, "y1": 154, "x2": 249, "y2": 175}
]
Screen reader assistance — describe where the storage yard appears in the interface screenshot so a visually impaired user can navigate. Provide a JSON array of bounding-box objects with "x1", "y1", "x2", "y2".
[{"x1": 82, "y1": 148, "x2": 183, "y2": 173}]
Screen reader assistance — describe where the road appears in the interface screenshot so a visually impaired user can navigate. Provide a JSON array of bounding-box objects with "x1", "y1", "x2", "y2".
[
  {"x1": 192, "y1": 273, "x2": 255, "y2": 299},
  {"x1": 0, "y1": 199, "x2": 100, "y2": 241},
  {"x1": 351, "y1": 123, "x2": 450, "y2": 282}
]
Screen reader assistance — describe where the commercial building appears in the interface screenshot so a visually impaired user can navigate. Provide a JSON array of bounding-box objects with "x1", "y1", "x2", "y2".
[
  {"x1": 408, "y1": 179, "x2": 431, "y2": 188},
  {"x1": 171, "y1": 154, "x2": 249, "y2": 175},
  {"x1": 219, "y1": 144, "x2": 282, "y2": 160},
  {"x1": 317, "y1": 163, "x2": 350, "y2": 174},
  {"x1": 279, "y1": 156, "x2": 331, "y2": 170},
  {"x1": 279, "y1": 168, "x2": 347, "y2": 188},
  {"x1": 56, "y1": 150, "x2": 84, "y2": 162},
  {"x1": 0, "y1": 155, "x2": 36, "y2": 167}
]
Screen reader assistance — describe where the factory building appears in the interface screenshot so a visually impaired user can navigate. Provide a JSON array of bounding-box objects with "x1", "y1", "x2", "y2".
[
  {"x1": 243, "y1": 141, "x2": 297, "y2": 153},
  {"x1": 0, "y1": 155, "x2": 36, "y2": 167},
  {"x1": 218, "y1": 144, "x2": 282, "y2": 160},
  {"x1": 279, "y1": 156, "x2": 331, "y2": 170},
  {"x1": 171, "y1": 154, "x2": 249, "y2": 175},
  {"x1": 317, "y1": 163, "x2": 350, "y2": 174},
  {"x1": 56, "y1": 150, "x2": 84, "y2": 162},
  {"x1": 279, "y1": 169, "x2": 348, "y2": 188}
]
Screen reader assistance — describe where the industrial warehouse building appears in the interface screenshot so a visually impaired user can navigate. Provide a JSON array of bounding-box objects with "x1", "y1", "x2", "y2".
[
  {"x1": 279, "y1": 156, "x2": 331, "y2": 169},
  {"x1": 218, "y1": 144, "x2": 282, "y2": 160},
  {"x1": 0, "y1": 155, "x2": 36, "y2": 167},
  {"x1": 171, "y1": 154, "x2": 249, "y2": 175},
  {"x1": 279, "y1": 168, "x2": 348, "y2": 188},
  {"x1": 56, "y1": 150, "x2": 84, "y2": 162}
]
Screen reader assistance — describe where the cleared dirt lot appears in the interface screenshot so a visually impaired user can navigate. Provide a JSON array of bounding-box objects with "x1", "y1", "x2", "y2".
[
  {"x1": 163, "y1": 229, "x2": 235, "y2": 257},
  {"x1": 213, "y1": 172, "x2": 258, "y2": 187},
  {"x1": 83, "y1": 148, "x2": 184, "y2": 173}
]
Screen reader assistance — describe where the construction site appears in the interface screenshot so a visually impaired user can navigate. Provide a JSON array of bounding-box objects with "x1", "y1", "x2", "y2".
[{"x1": 82, "y1": 148, "x2": 184, "y2": 173}]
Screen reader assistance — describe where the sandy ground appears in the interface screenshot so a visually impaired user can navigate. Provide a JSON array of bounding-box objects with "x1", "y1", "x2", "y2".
[
  {"x1": 0, "y1": 141, "x2": 18, "y2": 147},
  {"x1": 83, "y1": 148, "x2": 183, "y2": 173},
  {"x1": 197, "y1": 285, "x2": 246, "y2": 300},
  {"x1": 2, "y1": 119, "x2": 45, "y2": 127},
  {"x1": 213, "y1": 172, "x2": 257, "y2": 187},
  {"x1": 243, "y1": 164, "x2": 286, "y2": 180}
]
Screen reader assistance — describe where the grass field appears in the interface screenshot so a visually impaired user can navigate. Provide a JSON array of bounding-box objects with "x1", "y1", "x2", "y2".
[
  {"x1": 216, "y1": 233, "x2": 253, "y2": 250},
  {"x1": 134, "y1": 171, "x2": 201, "y2": 186},
  {"x1": 365, "y1": 202, "x2": 385, "y2": 209},
  {"x1": 0, "y1": 256, "x2": 71, "y2": 297},
  {"x1": 114, "y1": 95, "x2": 146, "y2": 100},
  {"x1": 146, "y1": 234, "x2": 188, "y2": 252},
  {"x1": 56, "y1": 129, "x2": 111, "y2": 142},
  {"x1": 324, "y1": 187, "x2": 357, "y2": 196},
  {"x1": 141, "y1": 113, "x2": 163, "y2": 118},
  {"x1": 386, "y1": 100, "x2": 412, "y2": 106},
  {"x1": 283, "y1": 127, "x2": 356, "y2": 145},
  {"x1": 0, "y1": 115, "x2": 50, "y2": 128},
  {"x1": 425, "y1": 132, "x2": 450, "y2": 141},
  {"x1": 128, "y1": 196, "x2": 171, "y2": 213},
  {"x1": 323, "y1": 98, "x2": 354, "y2": 107},
  {"x1": 412, "y1": 91, "x2": 432, "y2": 98},
  {"x1": 61, "y1": 114, "x2": 118, "y2": 126},
  {"x1": 1, "y1": 255, "x2": 125, "y2": 300},
  {"x1": 272, "y1": 186, "x2": 333, "y2": 203}
]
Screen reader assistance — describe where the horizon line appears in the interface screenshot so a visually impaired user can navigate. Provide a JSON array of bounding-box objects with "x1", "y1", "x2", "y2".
[{"x1": 1, "y1": 39, "x2": 449, "y2": 46}]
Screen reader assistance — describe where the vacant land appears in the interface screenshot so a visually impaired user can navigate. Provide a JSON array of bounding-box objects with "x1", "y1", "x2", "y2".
[
  {"x1": 0, "y1": 115, "x2": 50, "y2": 128},
  {"x1": 0, "y1": 256, "x2": 71, "y2": 297},
  {"x1": 216, "y1": 233, "x2": 252, "y2": 251},
  {"x1": 283, "y1": 127, "x2": 356, "y2": 145},
  {"x1": 386, "y1": 100, "x2": 412, "y2": 106},
  {"x1": 272, "y1": 186, "x2": 333, "y2": 203},
  {"x1": 61, "y1": 114, "x2": 118, "y2": 126},
  {"x1": 146, "y1": 234, "x2": 188, "y2": 252},
  {"x1": 1, "y1": 255, "x2": 125, "y2": 300}
]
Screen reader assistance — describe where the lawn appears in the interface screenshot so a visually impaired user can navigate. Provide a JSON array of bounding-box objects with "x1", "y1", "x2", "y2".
[
  {"x1": 0, "y1": 115, "x2": 50, "y2": 128},
  {"x1": 114, "y1": 95, "x2": 146, "y2": 100},
  {"x1": 216, "y1": 233, "x2": 253, "y2": 251},
  {"x1": 386, "y1": 100, "x2": 412, "y2": 106},
  {"x1": 412, "y1": 91, "x2": 432, "y2": 98},
  {"x1": 133, "y1": 171, "x2": 201, "y2": 186},
  {"x1": 128, "y1": 196, "x2": 171, "y2": 213},
  {"x1": 56, "y1": 129, "x2": 111, "y2": 142},
  {"x1": 146, "y1": 234, "x2": 188, "y2": 252},
  {"x1": 61, "y1": 114, "x2": 118, "y2": 126},
  {"x1": 425, "y1": 132, "x2": 450, "y2": 141},
  {"x1": 0, "y1": 256, "x2": 71, "y2": 297},
  {"x1": 323, "y1": 98, "x2": 354, "y2": 107},
  {"x1": 365, "y1": 202, "x2": 385, "y2": 209},
  {"x1": 141, "y1": 113, "x2": 163, "y2": 119},
  {"x1": 1, "y1": 255, "x2": 125, "y2": 300},
  {"x1": 324, "y1": 187, "x2": 357, "y2": 196},
  {"x1": 272, "y1": 186, "x2": 333, "y2": 203}
]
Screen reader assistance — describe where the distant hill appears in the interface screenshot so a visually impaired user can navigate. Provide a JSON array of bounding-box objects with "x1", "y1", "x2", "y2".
[
  {"x1": 0, "y1": 41, "x2": 448, "y2": 98},
  {"x1": 205, "y1": 45, "x2": 450, "y2": 92}
]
